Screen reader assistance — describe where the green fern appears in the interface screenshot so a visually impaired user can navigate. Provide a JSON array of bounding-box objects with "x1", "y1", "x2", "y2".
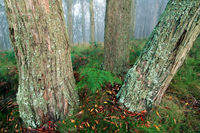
[{"x1": 76, "y1": 67, "x2": 122, "y2": 93}]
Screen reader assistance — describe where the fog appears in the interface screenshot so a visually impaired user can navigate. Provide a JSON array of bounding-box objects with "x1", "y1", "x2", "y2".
[{"x1": 0, "y1": 0, "x2": 168, "y2": 50}]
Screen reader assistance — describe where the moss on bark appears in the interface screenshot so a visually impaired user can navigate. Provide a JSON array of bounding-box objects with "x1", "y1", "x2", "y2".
[
  {"x1": 117, "y1": 0, "x2": 200, "y2": 112},
  {"x1": 4, "y1": 0, "x2": 79, "y2": 128}
]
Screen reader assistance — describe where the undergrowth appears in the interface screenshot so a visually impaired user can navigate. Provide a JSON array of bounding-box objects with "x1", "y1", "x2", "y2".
[
  {"x1": 74, "y1": 44, "x2": 122, "y2": 93},
  {"x1": 0, "y1": 38, "x2": 199, "y2": 132}
]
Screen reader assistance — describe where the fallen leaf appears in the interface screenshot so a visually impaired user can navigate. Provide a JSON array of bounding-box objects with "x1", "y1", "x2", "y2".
[
  {"x1": 79, "y1": 125, "x2": 84, "y2": 129},
  {"x1": 77, "y1": 110, "x2": 84, "y2": 115},
  {"x1": 86, "y1": 122, "x2": 90, "y2": 127},
  {"x1": 70, "y1": 119, "x2": 75, "y2": 123},
  {"x1": 90, "y1": 108, "x2": 94, "y2": 112},
  {"x1": 156, "y1": 111, "x2": 161, "y2": 118},
  {"x1": 154, "y1": 125, "x2": 160, "y2": 131},
  {"x1": 110, "y1": 116, "x2": 120, "y2": 119},
  {"x1": 92, "y1": 125, "x2": 96, "y2": 130},
  {"x1": 106, "y1": 90, "x2": 112, "y2": 94},
  {"x1": 145, "y1": 121, "x2": 151, "y2": 128},
  {"x1": 115, "y1": 129, "x2": 120, "y2": 133},
  {"x1": 103, "y1": 127, "x2": 108, "y2": 130},
  {"x1": 173, "y1": 118, "x2": 176, "y2": 124},
  {"x1": 95, "y1": 120, "x2": 99, "y2": 124}
]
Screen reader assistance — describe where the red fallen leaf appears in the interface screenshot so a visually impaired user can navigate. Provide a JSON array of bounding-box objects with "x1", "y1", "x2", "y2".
[
  {"x1": 164, "y1": 106, "x2": 170, "y2": 110},
  {"x1": 90, "y1": 108, "x2": 94, "y2": 112},
  {"x1": 141, "y1": 110, "x2": 147, "y2": 114},
  {"x1": 81, "y1": 122, "x2": 86, "y2": 126},
  {"x1": 77, "y1": 110, "x2": 84, "y2": 115},
  {"x1": 103, "y1": 127, "x2": 108, "y2": 130},
  {"x1": 120, "y1": 122, "x2": 122, "y2": 128},
  {"x1": 98, "y1": 106, "x2": 104, "y2": 112},
  {"x1": 117, "y1": 106, "x2": 123, "y2": 111},
  {"x1": 110, "y1": 116, "x2": 120, "y2": 119},
  {"x1": 140, "y1": 116, "x2": 144, "y2": 122},
  {"x1": 115, "y1": 129, "x2": 120, "y2": 133},
  {"x1": 92, "y1": 125, "x2": 96, "y2": 130},
  {"x1": 128, "y1": 112, "x2": 137, "y2": 117},
  {"x1": 113, "y1": 107, "x2": 119, "y2": 111},
  {"x1": 79, "y1": 125, "x2": 84, "y2": 129},
  {"x1": 145, "y1": 121, "x2": 151, "y2": 128},
  {"x1": 48, "y1": 121, "x2": 53, "y2": 125},
  {"x1": 38, "y1": 128, "x2": 43, "y2": 131},
  {"x1": 134, "y1": 129, "x2": 139, "y2": 133},
  {"x1": 120, "y1": 115, "x2": 126, "y2": 119},
  {"x1": 95, "y1": 120, "x2": 99, "y2": 124}
]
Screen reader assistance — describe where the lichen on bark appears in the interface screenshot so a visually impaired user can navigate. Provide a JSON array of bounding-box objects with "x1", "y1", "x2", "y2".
[
  {"x1": 117, "y1": 0, "x2": 200, "y2": 112},
  {"x1": 4, "y1": 0, "x2": 79, "y2": 128}
]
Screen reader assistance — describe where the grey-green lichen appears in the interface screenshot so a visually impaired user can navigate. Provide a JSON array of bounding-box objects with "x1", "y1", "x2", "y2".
[
  {"x1": 4, "y1": 0, "x2": 79, "y2": 128},
  {"x1": 117, "y1": 0, "x2": 200, "y2": 112}
]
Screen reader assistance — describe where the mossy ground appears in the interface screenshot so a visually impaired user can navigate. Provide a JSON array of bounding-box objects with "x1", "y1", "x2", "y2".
[{"x1": 0, "y1": 38, "x2": 199, "y2": 132}]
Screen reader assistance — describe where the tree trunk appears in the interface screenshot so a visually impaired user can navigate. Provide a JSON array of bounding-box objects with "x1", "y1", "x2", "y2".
[
  {"x1": 129, "y1": 0, "x2": 136, "y2": 40},
  {"x1": 104, "y1": 0, "x2": 132, "y2": 74},
  {"x1": 4, "y1": 0, "x2": 79, "y2": 128},
  {"x1": 81, "y1": 0, "x2": 86, "y2": 42},
  {"x1": 90, "y1": 0, "x2": 95, "y2": 43},
  {"x1": 67, "y1": 0, "x2": 73, "y2": 44},
  {"x1": 117, "y1": 0, "x2": 200, "y2": 112}
]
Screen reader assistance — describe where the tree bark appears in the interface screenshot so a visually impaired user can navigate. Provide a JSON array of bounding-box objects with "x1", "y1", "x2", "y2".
[
  {"x1": 90, "y1": 0, "x2": 95, "y2": 43},
  {"x1": 4, "y1": 0, "x2": 79, "y2": 128},
  {"x1": 117, "y1": 0, "x2": 200, "y2": 112},
  {"x1": 104, "y1": 0, "x2": 132, "y2": 74},
  {"x1": 67, "y1": 0, "x2": 73, "y2": 44},
  {"x1": 81, "y1": 0, "x2": 86, "y2": 42}
]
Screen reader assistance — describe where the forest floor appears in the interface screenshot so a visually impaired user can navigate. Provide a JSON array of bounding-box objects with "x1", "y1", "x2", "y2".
[{"x1": 0, "y1": 38, "x2": 200, "y2": 133}]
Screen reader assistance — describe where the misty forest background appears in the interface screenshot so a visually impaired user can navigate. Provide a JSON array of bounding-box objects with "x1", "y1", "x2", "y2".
[
  {"x1": 0, "y1": 0, "x2": 168, "y2": 49},
  {"x1": 0, "y1": 0, "x2": 200, "y2": 133}
]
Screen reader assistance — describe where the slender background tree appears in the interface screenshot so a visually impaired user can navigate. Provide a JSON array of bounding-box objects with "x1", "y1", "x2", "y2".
[
  {"x1": 90, "y1": 0, "x2": 95, "y2": 43},
  {"x1": 66, "y1": 0, "x2": 73, "y2": 44},
  {"x1": 81, "y1": 0, "x2": 86, "y2": 42}
]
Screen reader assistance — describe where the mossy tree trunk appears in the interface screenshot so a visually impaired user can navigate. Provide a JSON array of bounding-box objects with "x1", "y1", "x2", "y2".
[
  {"x1": 67, "y1": 0, "x2": 73, "y2": 44},
  {"x1": 4, "y1": 0, "x2": 79, "y2": 128},
  {"x1": 104, "y1": 0, "x2": 132, "y2": 74},
  {"x1": 90, "y1": 0, "x2": 95, "y2": 43},
  {"x1": 117, "y1": 0, "x2": 200, "y2": 112}
]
